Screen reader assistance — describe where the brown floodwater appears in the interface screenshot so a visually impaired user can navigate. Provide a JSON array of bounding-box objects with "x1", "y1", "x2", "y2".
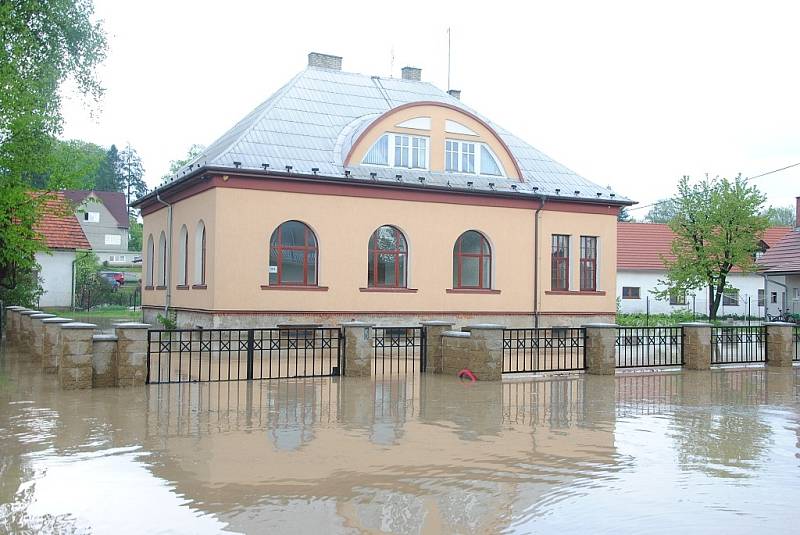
[{"x1": 0, "y1": 344, "x2": 799, "y2": 534}]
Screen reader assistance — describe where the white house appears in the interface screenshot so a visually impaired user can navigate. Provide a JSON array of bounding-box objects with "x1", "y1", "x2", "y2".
[
  {"x1": 616, "y1": 222, "x2": 791, "y2": 317},
  {"x1": 63, "y1": 190, "x2": 132, "y2": 265},
  {"x1": 33, "y1": 192, "x2": 91, "y2": 308}
]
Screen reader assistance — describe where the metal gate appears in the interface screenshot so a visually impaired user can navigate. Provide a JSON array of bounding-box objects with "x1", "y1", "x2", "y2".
[
  {"x1": 147, "y1": 327, "x2": 343, "y2": 384},
  {"x1": 372, "y1": 326, "x2": 426, "y2": 375}
]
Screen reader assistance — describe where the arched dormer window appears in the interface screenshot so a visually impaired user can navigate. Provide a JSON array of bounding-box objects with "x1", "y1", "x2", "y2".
[
  {"x1": 362, "y1": 133, "x2": 429, "y2": 169},
  {"x1": 453, "y1": 231, "x2": 492, "y2": 289},
  {"x1": 269, "y1": 221, "x2": 318, "y2": 286},
  {"x1": 368, "y1": 226, "x2": 408, "y2": 288}
]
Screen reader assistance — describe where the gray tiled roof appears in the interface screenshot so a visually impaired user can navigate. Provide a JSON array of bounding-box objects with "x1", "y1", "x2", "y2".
[{"x1": 159, "y1": 67, "x2": 631, "y2": 203}]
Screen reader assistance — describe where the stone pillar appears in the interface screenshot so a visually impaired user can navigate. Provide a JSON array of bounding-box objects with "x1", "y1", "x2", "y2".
[
  {"x1": 92, "y1": 334, "x2": 119, "y2": 387},
  {"x1": 765, "y1": 322, "x2": 795, "y2": 368},
  {"x1": 114, "y1": 322, "x2": 151, "y2": 386},
  {"x1": 18, "y1": 310, "x2": 42, "y2": 358},
  {"x1": 583, "y1": 323, "x2": 618, "y2": 375},
  {"x1": 29, "y1": 313, "x2": 56, "y2": 361},
  {"x1": 440, "y1": 324, "x2": 504, "y2": 381},
  {"x1": 4, "y1": 306, "x2": 25, "y2": 345},
  {"x1": 340, "y1": 321, "x2": 374, "y2": 377},
  {"x1": 420, "y1": 320, "x2": 455, "y2": 374},
  {"x1": 58, "y1": 322, "x2": 96, "y2": 389},
  {"x1": 680, "y1": 322, "x2": 712, "y2": 370},
  {"x1": 41, "y1": 317, "x2": 73, "y2": 373}
]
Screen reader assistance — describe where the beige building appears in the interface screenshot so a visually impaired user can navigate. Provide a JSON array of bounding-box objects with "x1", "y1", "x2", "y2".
[{"x1": 133, "y1": 53, "x2": 632, "y2": 328}]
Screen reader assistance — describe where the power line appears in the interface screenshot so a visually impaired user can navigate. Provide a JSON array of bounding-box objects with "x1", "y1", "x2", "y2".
[{"x1": 628, "y1": 162, "x2": 800, "y2": 212}]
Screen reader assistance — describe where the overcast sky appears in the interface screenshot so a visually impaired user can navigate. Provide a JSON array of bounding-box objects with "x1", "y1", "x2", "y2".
[{"x1": 60, "y1": 0, "x2": 800, "y2": 215}]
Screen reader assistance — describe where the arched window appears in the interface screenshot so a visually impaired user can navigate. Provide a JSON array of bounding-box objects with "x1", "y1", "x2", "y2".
[
  {"x1": 368, "y1": 225, "x2": 407, "y2": 288},
  {"x1": 178, "y1": 225, "x2": 188, "y2": 286},
  {"x1": 194, "y1": 220, "x2": 206, "y2": 285},
  {"x1": 269, "y1": 221, "x2": 318, "y2": 286},
  {"x1": 453, "y1": 231, "x2": 491, "y2": 289},
  {"x1": 157, "y1": 231, "x2": 167, "y2": 287},
  {"x1": 145, "y1": 235, "x2": 154, "y2": 286}
]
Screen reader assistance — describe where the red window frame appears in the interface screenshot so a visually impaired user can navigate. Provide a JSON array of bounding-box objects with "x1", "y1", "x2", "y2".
[
  {"x1": 579, "y1": 236, "x2": 597, "y2": 291},
  {"x1": 368, "y1": 226, "x2": 408, "y2": 288},
  {"x1": 270, "y1": 222, "x2": 318, "y2": 286},
  {"x1": 453, "y1": 231, "x2": 492, "y2": 289},
  {"x1": 551, "y1": 234, "x2": 570, "y2": 291}
]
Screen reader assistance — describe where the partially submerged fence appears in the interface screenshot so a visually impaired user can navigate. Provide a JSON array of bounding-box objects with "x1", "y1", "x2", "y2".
[
  {"x1": 711, "y1": 326, "x2": 766, "y2": 364},
  {"x1": 502, "y1": 328, "x2": 585, "y2": 373},
  {"x1": 372, "y1": 327, "x2": 426, "y2": 375},
  {"x1": 615, "y1": 327, "x2": 683, "y2": 368},
  {"x1": 794, "y1": 327, "x2": 799, "y2": 361}
]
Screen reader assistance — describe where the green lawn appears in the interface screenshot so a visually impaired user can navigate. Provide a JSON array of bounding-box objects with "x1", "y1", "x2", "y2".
[{"x1": 42, "y1": 306, "x2": 143, "y2": 323}]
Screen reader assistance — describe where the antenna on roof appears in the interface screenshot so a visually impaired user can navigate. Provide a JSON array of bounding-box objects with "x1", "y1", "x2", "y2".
[
  {"x1": 446, "y1": 27, "x2": 452, "y2": 90},
  {"x1": 390, "y1": 45, "x2": 395, "y2": 77}
]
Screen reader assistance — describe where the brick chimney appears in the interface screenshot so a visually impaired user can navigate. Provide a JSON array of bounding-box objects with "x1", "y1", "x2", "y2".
[
  {"x1": 308, "y1": 52, "x2": 342, "y2": 71},
  {"x1": 401, "y1": 66, "x2": 421, "y2": 81},
  {"x1": 447, "y1": 89, "x2": 461, "y2": 100}
]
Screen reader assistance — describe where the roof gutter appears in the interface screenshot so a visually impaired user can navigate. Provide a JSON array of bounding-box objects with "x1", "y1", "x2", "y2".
[{"x1": 155, "y1": 192, "x2": 173, "y2": 318}]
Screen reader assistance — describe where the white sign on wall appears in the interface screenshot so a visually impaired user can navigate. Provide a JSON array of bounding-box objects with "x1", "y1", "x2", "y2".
[{"x1": 268, "y1": 266, "x2": 278, "y2": 274}]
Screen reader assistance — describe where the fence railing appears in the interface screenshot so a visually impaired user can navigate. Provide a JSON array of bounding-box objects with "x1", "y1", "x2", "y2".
[
  {"x1": 794, "y1": 327, "x2": 799, "y2": 362},
  {"x1": 502, "y1": 328, "x2": 586, "y2": 373},
  {"x1": 616, "y1": 327, "x2": 683, "y2": 368},
  {"x1": 372, "y1": 327, "x2": 426, "y2": 375},
  {"x1": 711, "y1": 326, "x2": 766, "y2": 364},
  {"x1": 147, "y1": 327, "x2": 342, "y2": 384}
]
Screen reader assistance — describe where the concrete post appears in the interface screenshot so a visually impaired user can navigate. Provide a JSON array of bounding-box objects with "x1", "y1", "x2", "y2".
[
  {"x1": 58, "y1": 322, "x2": 97, "y2": 389},
  {"x1": 461, "y1": 324, "x2": 505, "y2": 380},
  {"x1": 41, "y1": 317, "x2": 74, "y2": 374},
  {"x1": 680, "y1": 322, "x2": 712, "y2": 370},
  {"x1": 420, "y1": 320, "x2": 455, "y2": 373},
  {"x1": 29, "y1": 313, "x2": 56, "y2": 361},
  {"x1": 92, "y1": 334, "x2": 119, "y2": 387},
  {"x1": 583, "y1": 323, "x2": 618, "y2": 375},
  {"x1": 114, "y1": 322, "x2": 151, "y2": 386},
  {"x1": 18, "y1": 310, "x2": 42, "y2": 358},
  {"x1": 4, "y1": 306, "x2": 25, "y2": 345},
  {"x1": 765, "y1": 322, "x2": 795, "y2": 368},
  {"x1": 340, "y1": 321, "x2": 374, "y2": 377}
]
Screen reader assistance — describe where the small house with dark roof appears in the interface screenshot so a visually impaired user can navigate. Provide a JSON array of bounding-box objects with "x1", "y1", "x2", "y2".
[
  {"x1": 759, "y1": 196, "x2": 800, "y2": 317},
  {"x1": 63, "y1": 190, "x2": 131, "y2": 265},
  {"x1": 33, "y1": 192, "x2": 91, "y2": 307},
  {"x1": 132, "y1": 52, "x2": 634, "y2": 328},
  {"x1": 617, "y1": 222, "x2": 792, "y2": 317}
]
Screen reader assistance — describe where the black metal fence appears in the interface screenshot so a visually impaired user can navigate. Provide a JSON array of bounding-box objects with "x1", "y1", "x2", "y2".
[
  {"x1": 794, "y1": 327, "x2": 799, "y2": 362},
  {"x1": 711, "y1": 326, "x2": 766, "y2": 364},
  {"x1": 502, "y1": 328, "x2": 586, "y2": 373},
  {"x1": 372, "y1": 327, "x2": 426, "y2": 375},
  {"x1": 616, "y1": 327, "x2": 683, "y2": 368},
  {"x1": 147, "y1": 327, "x2": 342, "y2": 384}
]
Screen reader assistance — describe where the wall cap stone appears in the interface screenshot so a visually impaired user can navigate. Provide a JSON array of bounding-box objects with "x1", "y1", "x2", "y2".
[
  {"x1": 420, "y1": 320, "x2": 456, "y2": 326},
  {"x1": 462, "y1": 324, "x2": 505, "y2": 330},
  {"x1": 93, "y1": 334, "x2": 118, "y2": 341},
  {"x1": 6, "y1": 306, "x2": 25, "y2": 311},
  {"x1": 678, "y1": 322, "x2": 713, "y2": 327},
  {"x1": 42, "y1": 317, "x2": 74, "y2": 324},
  {"x1": 582, "y1": 323, "x2": 620, "y2": 329},
  {"x1": 443, "y1": 330, "x2": 471, "y2": 337},
  {"x1": 340, "y1": 321, "x2": 374, "y2": 327},
  {"x1": 112, "y1": 322, "x2": 151, "y2": 329},
  {"x1": 764, "y1": 322, "x2": 796, "y2": 327},
  {"x1": 20, "y1": 310, "x2": 43, "y2": 316},
  {"x1": 61, "y1": 322, "x2": 98, "y2": 330},
  {"x1": 30, "y1": 313, "x2": 56, "y2": 320}
]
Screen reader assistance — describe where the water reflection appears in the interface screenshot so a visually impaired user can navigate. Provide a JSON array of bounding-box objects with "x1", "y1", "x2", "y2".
[{"x1": 1, "y1": 345, "x2": 799, "y2": 534}]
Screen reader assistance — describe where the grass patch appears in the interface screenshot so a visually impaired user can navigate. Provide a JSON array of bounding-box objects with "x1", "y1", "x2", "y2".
[{"x1": 42, "y1": 306, "x2": 142, "y2": 321}]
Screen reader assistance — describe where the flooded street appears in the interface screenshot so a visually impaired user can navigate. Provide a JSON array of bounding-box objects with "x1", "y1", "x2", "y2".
[{"x1": 1, "y1": 344, "x2": 799, "y2": 534}]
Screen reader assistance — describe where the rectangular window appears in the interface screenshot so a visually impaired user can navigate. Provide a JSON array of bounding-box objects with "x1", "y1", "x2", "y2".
[
  {"x1": 104, "y1": 234, "x2": 121, "y2": 246},
  {"x1": 771, "y1": 291, "x2": 778, "y2": 304},
  {"x1": 461, "y1": 142, "x2": 475, "y2": 173},
  {"x1": 622, "y1": 286, "x2": 640, "y2": 299},
  {"x1": 84, "y1": 211, "x2": 100, "y2": 223},
  {"x1": 579, "y1": 236, "x2": 597, "y2": 291},
  {"x1": 722, "y1": 288, "x2": 739, "y2": 306},
  {"x1": 551, "y1": 235, "x2": 570, "y2": 291},
  {"x1": 394, "y1": 135, "x2": 409, "y2": 167},
  {"x1": 758, "y1": 289, "x2": 765, "y2": 307},
  {"x1": 669, "y1": 290, "x2": 686, "y2": 305},
  {"x1": 363, "y1": 134, "x2": 389, "y2": 165},
  {"x1": 445, "y1": 140, "x2": 459, "y2": 171},
  {"x1": 411, "y1": 137, "x2": 427, "y2": 169},
  {"x1": 793, "y1": 288, "x2": 800, "y2": 300}
]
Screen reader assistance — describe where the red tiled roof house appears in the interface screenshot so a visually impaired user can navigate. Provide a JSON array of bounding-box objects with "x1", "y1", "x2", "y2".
[{"x1": 759, "y1": 197, "x2": 800, "y2": 316}]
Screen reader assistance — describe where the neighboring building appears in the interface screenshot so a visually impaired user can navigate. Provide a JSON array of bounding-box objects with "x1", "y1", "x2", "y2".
[
  {"x1": 617, "y1": 222, "x2": 791, "y2": 317},
  {"x1": 132, "y1": 52, "x2": 634, "y2": 328},
  {"x1": 759, "y1": 197, "x2": 800, "y2": 317},
  {"x1": 33, "y1": 193, "x2": 91, "y2": 308},
  {"x1": 63, "y1": 190, "x2": 131, "y2": 265}
]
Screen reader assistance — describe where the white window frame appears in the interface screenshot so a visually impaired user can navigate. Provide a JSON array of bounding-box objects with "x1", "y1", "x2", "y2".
[
  {"x1": 444, "y1": 139, "x2": 506, "y2": 177},
  {"x1": 104, "y1": 234, "x2": 122, "y2": 246},
  {"x1": 362, "y1": 133, "x2": 430, "y2": 170},
  {"x1": 84, "y1": 211, "x2": 100, "y2": 223}
]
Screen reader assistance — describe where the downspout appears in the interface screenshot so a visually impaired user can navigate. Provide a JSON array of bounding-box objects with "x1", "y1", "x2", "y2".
[
  {"x1": 534, "y1": 195, "x2": 546, "y2": 328},
  {"x1": 155, "y1": 193, "x2": 173, "y2": 318}
]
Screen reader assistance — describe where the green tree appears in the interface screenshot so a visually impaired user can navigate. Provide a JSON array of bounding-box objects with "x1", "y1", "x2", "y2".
[
  {"x1": 618, "y1": 206, "x2": 633, "y2": 222},
  {"x1": 764, "y1": 205, "x2": 795, "y2": 227},
  {"x1": 655, "y1": 175, "x2": 770, "y2": 319},
  {"x1": 0, "y1": 0, "x2": 106, "y2": 305},
  {"x1": 644, "y1": 198, "x2": 679, "y2": 223},
  {"x1": 161, "y1": 144, "x2": 206, "y2": 181},
  {"x1": 95, "y1": 144, "x2": 123, "y2": 192},
  {"x1": 128, "y1": 216, "x2": 143, "y2": 252},
  {"x1": 46, "y1": 138, "x2": 106, "y2": 189},
  {"x1": 117, "y1": 144, "x2": 147, "y2": 215}
]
